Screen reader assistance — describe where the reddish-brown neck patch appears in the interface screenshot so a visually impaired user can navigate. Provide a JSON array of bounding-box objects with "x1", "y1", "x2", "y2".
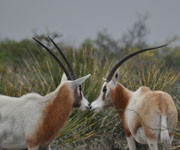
[
  {"x1": 27, "y1": 83, "x2": 74, "y2": 147},
  {"x1": 110, "y1": 84, "x2": 131, "y2": 117},
  {"x1": 110, "y1": 83, "x2": 131, "y2": 136}
]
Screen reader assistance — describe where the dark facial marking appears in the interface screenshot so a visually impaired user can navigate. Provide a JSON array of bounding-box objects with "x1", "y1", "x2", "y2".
[
  {"x1": 103, "y1": 91, "x2": 113, "y2": 109},
  {"x1": 103, "y1": 86, "x2": 107, "y2": 93},
  {"x1": 102, "y1": 85, "x2": 108, "y2": 101},
  {"x1": 79, "y1": 85, "x2": 82, "y2": 91},
  {"x1": 102, "y1": 93, "x2": 106, "y2": 101},
  {"x1": 115, "y1": 73, "x2": 118, "y2": 79},
  {"x1": 73, "y1": 87, "x2": 82, "y2": 108}
]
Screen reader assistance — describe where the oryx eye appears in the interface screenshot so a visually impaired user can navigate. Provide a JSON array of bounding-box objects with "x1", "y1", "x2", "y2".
[
  {"x1": 103, "y1": 86, "x2": 107, "y2": 93},
  {"x1": 115, "y1": 73, "x2": 118, "y2": 78},
  {"x1": 77, "y1": 85, "x2": 82, "y2": 97}
]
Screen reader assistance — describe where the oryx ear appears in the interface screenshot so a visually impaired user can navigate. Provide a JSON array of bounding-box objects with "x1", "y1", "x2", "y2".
[
  {"x1": 70, "y1": 74, "x2": 91, "y2": 89},
  {"x1": 61, "y1": 73, "x2": 68, "y2": 84},
  {"x1": 112, "y1": 72, "x2": 119, "y2": 86}
]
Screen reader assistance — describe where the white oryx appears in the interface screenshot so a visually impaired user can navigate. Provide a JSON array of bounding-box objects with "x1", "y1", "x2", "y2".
[
  {"x1": 91, "y1": 45, "x2": 178, "y2": 150},
  {"x1": 0, "y1": 37, "x2": 90, "y2": 150}
]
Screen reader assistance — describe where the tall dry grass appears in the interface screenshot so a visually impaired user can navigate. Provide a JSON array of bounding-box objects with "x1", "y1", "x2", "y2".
[{"x1": 0, "y1": 47, "x2": 179, "y2": 150}]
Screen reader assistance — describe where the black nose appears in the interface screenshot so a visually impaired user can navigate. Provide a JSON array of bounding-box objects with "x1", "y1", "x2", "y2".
[
  {"x1": 89, "y1": 104, "x2": 96, "y2": 111},
  {"x1": 85, "y1": 105, "x2": 89, "y2": 110},
  {"x1": 87, "y1": 104, "x2": 92, "y2": 110}
]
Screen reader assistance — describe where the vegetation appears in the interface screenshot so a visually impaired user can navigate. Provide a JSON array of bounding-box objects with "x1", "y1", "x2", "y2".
[
  {"x1": 0, "y1": 37, "x2": 179, "y2": 149},
  {"x1": 0, "y1": 18, "x2": 179, "y2": 150}
]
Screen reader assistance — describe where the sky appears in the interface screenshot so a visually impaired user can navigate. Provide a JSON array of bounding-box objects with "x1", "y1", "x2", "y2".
[{"x1": 0, "y1": 0, "x2": 180, "y2": 46}]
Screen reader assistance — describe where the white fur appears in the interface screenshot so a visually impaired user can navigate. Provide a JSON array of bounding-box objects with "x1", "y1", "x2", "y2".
[
  {"x1": 28, "y1": 146, "x2": 39, "y2": 150},
  {"x1": 79, "y1": 97, "x2": 89, "y2": 111},
  {"x1": 126, "y1": 136, "x2": 136, "y2": 150},
  {"x1": 60, "y1": 73, "x2": 68, "y2": 84},
  {"x1": 160, "y1": 115, "x2": 169, "y2": 142},
  {"x1": 0, "y1": 73, "x2": 90, "y2": 149},
  {"x1": 70, "y1": 74, "x2": 91, "y2": 88},
  {"x1": 0, "y1": 93, "x2": 45, "y2": 149},
  {"x1": 147, "y1": 139, "x2": 158, "y2": 150},
  {"x1": 91, "y1": 83, "x2": 107, "y2": 112},
  {"x1": 91, "y1": 97, "x2": 104, "y2": 112},
  {"x1": 161, "y1": 115, "x2": 171, "y2": 149}
]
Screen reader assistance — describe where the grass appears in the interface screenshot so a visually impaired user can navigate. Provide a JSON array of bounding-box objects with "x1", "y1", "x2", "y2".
[{"x1": 0, "y1": 46, "x2": 179, "y2": 150}]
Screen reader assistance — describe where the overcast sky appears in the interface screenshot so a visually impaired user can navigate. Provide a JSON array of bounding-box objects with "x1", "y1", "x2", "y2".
[{"x1": 0, "y1": 0, "x2": 180, "y2": 46}]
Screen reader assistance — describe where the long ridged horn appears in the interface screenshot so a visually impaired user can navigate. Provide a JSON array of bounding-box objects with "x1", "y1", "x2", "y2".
[
  {"x1": 47, "y1": 36, "x2": 77, "y2": 80},
  {"x1": 106, "y1": 44, "x2": 168, "y2": 82},
  {"x1": 32, "y1": 37, "x2": 72, "y2": 80}
]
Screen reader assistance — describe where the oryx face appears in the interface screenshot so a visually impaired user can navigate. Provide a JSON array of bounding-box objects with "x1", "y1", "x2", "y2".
[
  {"x1": 91, "y1": 83, "x2": 112, "y2": 112},
  {"x1": 61, "y1": 73, "x2": 91, "y2": 111},
  {"x1": 91, "y1": 74, "x2": 118, "y2": 112},
  {"x1": 73, "y1": 85, "x2": 89, "y2": 111}
]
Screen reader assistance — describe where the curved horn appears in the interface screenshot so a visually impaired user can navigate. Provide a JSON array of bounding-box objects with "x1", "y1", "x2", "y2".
[
  {"x1": 106, "y1": 44, "x2": 168, "y2": 82},
  {"x1": 32, "y1": 37, "x2": 72, "y2": 80},
  {"x1": 47, "y1": 36, "x2": 77, "y2": 80}
]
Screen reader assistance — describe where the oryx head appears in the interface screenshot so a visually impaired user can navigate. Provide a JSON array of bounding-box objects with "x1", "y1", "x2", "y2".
[
  {"x1": 91, "y1": 44, "x2": 167, "y2": 112},
  {"x1": 33, "y1": 37, "x2": 90, "y2": 111}
]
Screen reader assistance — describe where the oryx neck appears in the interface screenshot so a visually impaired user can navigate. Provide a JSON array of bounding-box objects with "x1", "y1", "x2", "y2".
[
  {"x1": 27, "y1": 83, "x2": 73, "y2": 146},
  {"x1": 110, "y1": 83, "x2": 132, "y2": 117}
]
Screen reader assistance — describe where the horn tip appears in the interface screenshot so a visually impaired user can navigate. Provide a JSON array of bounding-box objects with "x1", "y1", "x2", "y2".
[
  {"x1": 163, "y1": 43, "x2": 168, "y2": 47},
  {"x1": 47, "y1": 36, "x2": 51, "y2": 39},
  {"x1": 87, "y1": 74, "x2": 91, "y2": 78},
  {"x1": 159, "y1": 43, "x2": 168, "y2": 48},
  {"x1": 102, "y1": 78, "x2": 107, "y2": 81}
]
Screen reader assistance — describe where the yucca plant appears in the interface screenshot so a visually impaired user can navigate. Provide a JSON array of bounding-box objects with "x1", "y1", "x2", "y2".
[{"x1": 0, "y1": 44, "x2": 179, "y2": 150}]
